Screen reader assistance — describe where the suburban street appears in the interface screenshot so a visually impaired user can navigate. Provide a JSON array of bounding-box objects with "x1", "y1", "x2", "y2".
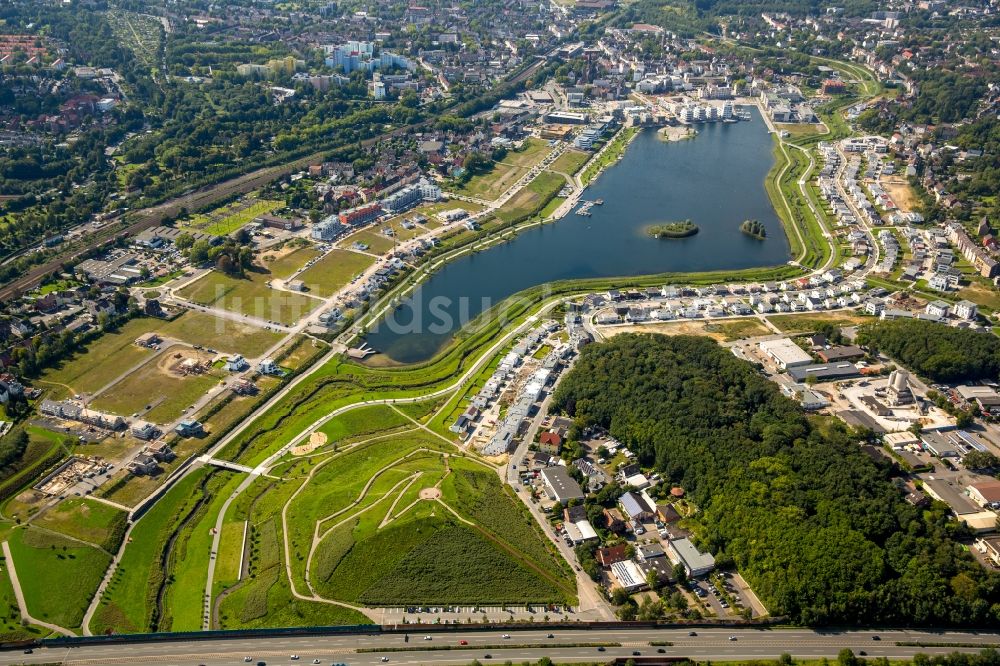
[{"x1": 4, "y1": 628, "x2": 999, "y2": 665}]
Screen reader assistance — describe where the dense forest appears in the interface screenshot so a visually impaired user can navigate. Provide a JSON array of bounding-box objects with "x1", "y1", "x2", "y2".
[
  {"x1": 552, "y1": 334, "x2": 1000, "y2": 626},
  {"x1": 856, "y1": 320, "x2": 1000, "y2": 383}
]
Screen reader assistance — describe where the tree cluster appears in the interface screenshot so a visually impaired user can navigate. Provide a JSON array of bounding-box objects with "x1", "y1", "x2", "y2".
[
  {"x1": 552, "y1": 334, "x2": 1000, "y2": 626},
  {"x1": 856, "y1": 319, "x2": 1000, "y2": 383}
]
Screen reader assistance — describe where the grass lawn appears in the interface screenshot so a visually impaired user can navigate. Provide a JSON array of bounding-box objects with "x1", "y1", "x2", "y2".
[
  {"x1": 92, "y1": 468, "x2": 212, "y2": 634},
  {"x1": 91, "y1": 356, "x2": 223, "y2": 424},
  {"x1": 496, "y1": 171, "x2": 566, "y2": 223},
  {"x1": 767, "y1": 311, "x2": 871, "y2": 335},
  {"x1": 548, "y1": 149, "x2": 590, "y2": 176},
  {"x1": 341, "y1": 229, "x2": 395, "y2": 255},
  {"x1": 0, "y1": 566, "x2": 44, "y2": 642},
  {"x1": 33, "y1": 498, "x2": 128, "y2": 552},
  {"x1": 501, "y1": 138, "x2": 553, "y2": 168},
  {"x1": 176, "y1": 269, "x2": 321, "y2": 326},
  {"x1": 958, "y1": 281, "x2": 1000, "y2": 312},
  {"x1": 161, "y1": 471, "x2": 239, "y2": 631},
  {"x1": 37, "y1": 318, "x2": 158, "y2": 398},
  {"x1": 450, "y1": 139, "x2": 553, "y2": 201},
  {"x1": 7, "y1": 527, "x2": 111, "y2": 631},
  {"x1": 214, "y1": 521, "x2": 246, "y2": 591},
  {"x1": 315, "y1": 404, "x2": 411, "y2": 443},
  {"x1": 539, "y1": 196, "x2": 566, "y2": 219},
  {"x1": 775, "y1": 123, "x2": 826, "y2": 138},
  {"x1": 297, "y1": 250, "x2": 376, "y2": 297},
  {"x1": 259, "y1": 245, "x2": 321, "y2": 280},
  {"x1": 158, "y1": 310, "x2": 284, "y2": 357},
  {"x1": 280, "y1": 429, "x2": 575, "y2": 608},
  {"x1": 0, "y1": 427, "x2": 69, "y2": 514}
]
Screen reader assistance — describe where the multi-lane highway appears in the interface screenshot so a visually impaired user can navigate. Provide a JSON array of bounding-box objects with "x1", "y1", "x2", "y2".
[{"x1": 4, "y1": 628, "x2": 999, "y2": 665}]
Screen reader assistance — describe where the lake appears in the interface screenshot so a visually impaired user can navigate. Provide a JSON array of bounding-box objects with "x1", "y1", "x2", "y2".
[{"x1": 364, "y1": 108, "x2": 790, "y2": 363}]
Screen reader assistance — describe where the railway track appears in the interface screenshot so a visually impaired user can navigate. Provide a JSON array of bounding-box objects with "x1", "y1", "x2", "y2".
[{"x1": 0, "y1": 56, "x2": 550, "y2": 303}]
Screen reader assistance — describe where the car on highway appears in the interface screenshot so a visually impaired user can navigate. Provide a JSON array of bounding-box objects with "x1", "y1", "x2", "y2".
[
  {"x1": 546, "y1": 633, "x2": 554, "y2": 638},
  {"x1": 459, "y1": 640, "x2": 468, "y2": 645},
  {"x1": 658, "y1": 648, "x2": 667, "y2": 653},
  {"x1": 729, "y1": 635, "x2": 738, "y2": 641},
  {"x1": 484, "y1": 654, "x2": 492, "y2": 659},
  {"x1": 244, "y1": 658, "x2": 252, "y2": 663},
  {"x1": 313, "y1": 660, "x2": 321, "y2": 664},
  {"x1": 424, "y1": 635, "x2": 432, "y2": 640},
  {"x1": 502, "y1": 634, "x2": 510, "y2": 639},
  {"x1": 597, "y1": 647, "x2": 606, "y2": 652},
  {"x1": 380, "y1": 658, "x2": 389, "y2": 663},
  {"x1": 291, "y1": 656, "x2": 299, "y2": 661},
  {"x1": 872, "y1": 635, "x2": 881, "y2": 641},
  {"x1": 689, "y1": 631, "x2": 698, "y2": 636},
  {"x1": 632, "y1": 650, "x2": 642, "y2": 656}
]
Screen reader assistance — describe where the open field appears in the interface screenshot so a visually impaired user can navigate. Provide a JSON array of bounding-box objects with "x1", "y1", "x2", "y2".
[
  {"x1": 452, "y1": 139, "x2": 552, "y2": 201},
  {"x1": 259, "y1": 244, "x2": 320, "y2": 280},
  {"x1": 297, "y1": 249, "x2": 375, "y2": 296},
  {"x1": 775, "y1": 122, "x2": 826, "y2": 138},
  {"x1": 91, "y1": 350, "x2": 223, "y2": 423},
  {"x1": 36, "y1": 314, "x2": 280, "y2": 401},
  {"x1": 314, "y1": 404, "x2": 410, "y2": 445},
  {"x1": 36, "y1": 319, "x2": 157, "y2": 398},
  {"x1": 879, "y1": 178, "x2": 918, "y2": 213},
  {"x1": 548, "y1": 149, "x2": 590, "y2": 176},
  {"x1": 601, "y1": 318, "x2": 771, "y2": 342},
  {"x1": 768, "y1": 311, "x2": 871, "y2": 334},
  {"x1": 177, "y1": 269, "x2": 321, "y2": 326},
  {"x1": 33, "y1": 498, "x2": 128, "y2": 552},
  {"x1": 958, "y1": 281, "x2": 1000, "y2": 312},
  {"x1": 496, "y1": 171, "x2": 566, "y2": 223},
  {"x1": 157, "y1": 310, "x2": 284, "y2": 357},
  {"x1": 7, "y1": 527, "x2": 111, "y2": 631}
]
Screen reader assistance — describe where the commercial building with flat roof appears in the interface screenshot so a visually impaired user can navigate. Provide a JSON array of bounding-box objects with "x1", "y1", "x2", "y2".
[
  {"x1": 759, "y1": 338, "x2": 814, "y2": 369},
  {"x1": 788, "y1": 362, "x2": 860, "y2": 382},
  {"x1": 540, "y1": 466, "x2": 584, "y2": 503},
  {"x1": 666, "y1": 537, "x2": 715, "y2": 577}
]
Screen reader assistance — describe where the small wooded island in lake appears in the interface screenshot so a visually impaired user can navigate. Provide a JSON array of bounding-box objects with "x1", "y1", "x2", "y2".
[
  {"x1": 647, "y1": 220, "x2": 699, "y2": 239},
  {"x1": 740, "y1": 219, "x2": 767, "y2": 239}
]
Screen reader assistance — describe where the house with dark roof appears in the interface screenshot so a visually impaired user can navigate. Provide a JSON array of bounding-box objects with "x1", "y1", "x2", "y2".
[
  {"x1": 596, "y1": 543, "x2": 629, "y2": 567},
  {"x1": 656, "y1": 503, "x2": 681, "y2": 524}
]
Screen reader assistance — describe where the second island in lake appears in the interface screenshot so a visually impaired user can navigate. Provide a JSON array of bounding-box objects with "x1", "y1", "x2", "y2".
[
  {"x1": 740, "y1": 219, "x2": 767, "y2": 239},
  {"x1": 647, "y1": 220, "x2": 699, "y2": 239}
]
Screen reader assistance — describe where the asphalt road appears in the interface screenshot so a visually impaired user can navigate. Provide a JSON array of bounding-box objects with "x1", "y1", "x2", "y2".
[{"x1": 4, "y1": 628, "x2": 999, "y2": 665}]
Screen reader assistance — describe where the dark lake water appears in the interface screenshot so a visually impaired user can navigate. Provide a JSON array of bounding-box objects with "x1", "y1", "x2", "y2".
[{"x1": 364, "y1": 108, "x2": 790, "y2": 363}]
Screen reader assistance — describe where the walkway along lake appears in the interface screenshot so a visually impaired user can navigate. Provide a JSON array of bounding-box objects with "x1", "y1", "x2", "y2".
[{"x1": 364, "y1": 108, "x2": 791, "y2": 364}]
